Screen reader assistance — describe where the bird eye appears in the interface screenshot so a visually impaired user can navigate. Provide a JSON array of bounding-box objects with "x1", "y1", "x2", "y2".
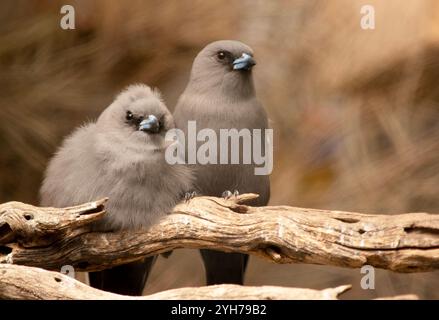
[
  {"x1": 217, "y1": 51, "x2": 226, "y2": 60},
  {"x1": 126, "y1": 111, "x2": 133, "y2": 120}
]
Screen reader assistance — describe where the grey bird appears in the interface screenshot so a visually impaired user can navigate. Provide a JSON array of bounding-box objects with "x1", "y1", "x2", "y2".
[
  {"x1": 173, "y1": 40, "x2": 270, "y2": 285},
  {"x1": 40, "y1": 84, "x2": 193, "y2": 295}
]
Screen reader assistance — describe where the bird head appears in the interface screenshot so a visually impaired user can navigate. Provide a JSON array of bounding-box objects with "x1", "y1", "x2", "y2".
[
  {"x1": 96, "y1": 84, "x2": 175, "y2": 152},
  {"x1": 186, "y1": 40, "x2": 257, "y2": 98},
  {"x1": 194, "y1": 40, "x2": 256, "y2": 73}
]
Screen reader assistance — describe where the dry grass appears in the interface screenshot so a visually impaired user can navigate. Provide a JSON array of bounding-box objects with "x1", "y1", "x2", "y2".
[{"x1": 0, "y1": 0, "x2": 437, "y2": 299}]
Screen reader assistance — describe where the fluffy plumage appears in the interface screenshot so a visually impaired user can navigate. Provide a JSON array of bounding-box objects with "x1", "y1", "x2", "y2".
[
  {"x1": 41, "y1": 84, "x2": 193, "y2": 231},
  {"x1": 41, "y1": 84, "x2": 193, "y2": 296}
]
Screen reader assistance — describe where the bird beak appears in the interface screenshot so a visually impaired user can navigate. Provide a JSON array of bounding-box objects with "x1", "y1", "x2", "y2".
[
  {"x1": 233, "y1": 53, "x2": 256, "y2": 71},
  {"x1": 139, "y1": 115, "x2": 160, "y2": 133}
]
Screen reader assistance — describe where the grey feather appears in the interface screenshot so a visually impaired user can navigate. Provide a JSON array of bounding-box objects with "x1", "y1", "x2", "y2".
[
  {"x1": 173, "y1": 40, "x2": 270, "y2": 206},
  {"x1": 40, "y1": 84, "x2": 193, "y2": 231},
  {"x1": 173, "y1": 40, "x2": 271, "y2": 285}
]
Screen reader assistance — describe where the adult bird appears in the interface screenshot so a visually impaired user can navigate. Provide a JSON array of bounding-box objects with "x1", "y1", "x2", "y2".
[
  {"x1": 40, "y1": 84, "x2": 193, "y2": 295},
  {"x1": 173, "y1": 40, "x2": 270, "y2": 285}
]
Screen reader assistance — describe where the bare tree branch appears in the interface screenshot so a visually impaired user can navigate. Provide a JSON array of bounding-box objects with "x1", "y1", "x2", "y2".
[
  {"x1": 0, "y1": 194, "x2": 438, "y2": 273},
  {"x1": 0, "y1": 264, "x2": 417, "y2": 300}
]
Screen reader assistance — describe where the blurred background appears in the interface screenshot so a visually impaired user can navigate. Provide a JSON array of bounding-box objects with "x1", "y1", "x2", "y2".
[{"x1": 1, "y1": 0, "x2": 438, "y2": 299}]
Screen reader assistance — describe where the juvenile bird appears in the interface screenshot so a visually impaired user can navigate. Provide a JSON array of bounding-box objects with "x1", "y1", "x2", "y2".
[
  {"x1": 40, "y1": 84, "x2": 193, "y2": 295},
  {"x1": 173, "y1": 40, "x2": 270, "y2": 285}
]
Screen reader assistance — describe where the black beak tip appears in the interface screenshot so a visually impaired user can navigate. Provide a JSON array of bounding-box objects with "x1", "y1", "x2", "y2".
[
  {"x1": 233, "y1": 54, "x2": 257, "y2": 71},
  {"x1": 139, "y1": 116, "x2": 160, "y2": 133}
]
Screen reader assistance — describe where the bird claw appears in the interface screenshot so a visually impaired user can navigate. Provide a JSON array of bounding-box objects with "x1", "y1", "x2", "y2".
[
  {"x1": 222, "y1": 190, "x2": 239, "y2": 200},
  {"x1": 184, "y1": 191, "x2": 197, "y2": 202},
  {"x1": 222, "y1": 190, "x2": 233, "y2": 199}
]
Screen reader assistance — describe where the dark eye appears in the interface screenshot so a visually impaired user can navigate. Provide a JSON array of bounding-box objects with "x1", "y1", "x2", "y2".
[
  {"x1": 217, "y1": 51, "x2": 226, "y2": 60},
  {"x1": 126, "y1": 111, "x2": 133, "y2": 120}
]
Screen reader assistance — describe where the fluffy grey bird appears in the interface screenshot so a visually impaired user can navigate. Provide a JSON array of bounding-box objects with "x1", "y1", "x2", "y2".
[
  {"x1": 40, "y1": 84, "x2": 193, "y2": 295},
  {"x1": 173, "y1": 40, "x2": 270, "y2": 285}
]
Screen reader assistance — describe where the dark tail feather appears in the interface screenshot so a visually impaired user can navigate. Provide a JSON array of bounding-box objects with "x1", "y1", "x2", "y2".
[
  {"x1": 200, "y1": 249, "x2": 248, "y2": 285},
  {"x1": 88, "y1": 256, "x2": 156, "y2": 296}
]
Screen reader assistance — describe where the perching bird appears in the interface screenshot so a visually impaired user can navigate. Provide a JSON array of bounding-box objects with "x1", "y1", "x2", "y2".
[
  {"x1": 173, "y1": 40, "x2": 270, "y2": 285},
  {"x1": 40, "y1": 84, "x2": 193, "y2": 295}
]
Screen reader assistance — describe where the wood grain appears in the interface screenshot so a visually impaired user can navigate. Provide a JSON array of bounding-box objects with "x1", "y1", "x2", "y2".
[
  {"x1": 0, "y1": 194, "x2": 438, "y2": 273},
  {"x1": 0, "y1": 264, "x2": 418, "y2": 300}
]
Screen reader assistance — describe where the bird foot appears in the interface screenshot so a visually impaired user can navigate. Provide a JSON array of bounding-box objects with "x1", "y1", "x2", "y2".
[
  {"x1": 222, "y1": 190, "x2": 239, "y2": 200},
  {"x1": 184, "y1": 191, "x2": 197, "y2": 202}
]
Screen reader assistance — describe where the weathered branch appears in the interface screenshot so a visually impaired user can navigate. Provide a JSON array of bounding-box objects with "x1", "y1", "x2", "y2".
[
  {"x1": 0, "y1": 194, "x2": 438, "y2": 272},
  {"x1": 0, "y1": 264, "x2": 417, "y2": 300}
]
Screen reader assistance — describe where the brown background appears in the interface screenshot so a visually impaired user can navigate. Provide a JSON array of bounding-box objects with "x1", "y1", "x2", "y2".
[{"x1": 1, "y1": 0, "x2": 438, "y2": 299}]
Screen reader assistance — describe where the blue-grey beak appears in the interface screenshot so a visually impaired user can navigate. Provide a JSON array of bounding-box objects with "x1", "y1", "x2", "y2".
[
  {"x1": 139, "y1": 114, "x2": 160, "y2": 133},
  {"x1": 233, "y1": 53, "x2": 256, "y2": 71}
]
